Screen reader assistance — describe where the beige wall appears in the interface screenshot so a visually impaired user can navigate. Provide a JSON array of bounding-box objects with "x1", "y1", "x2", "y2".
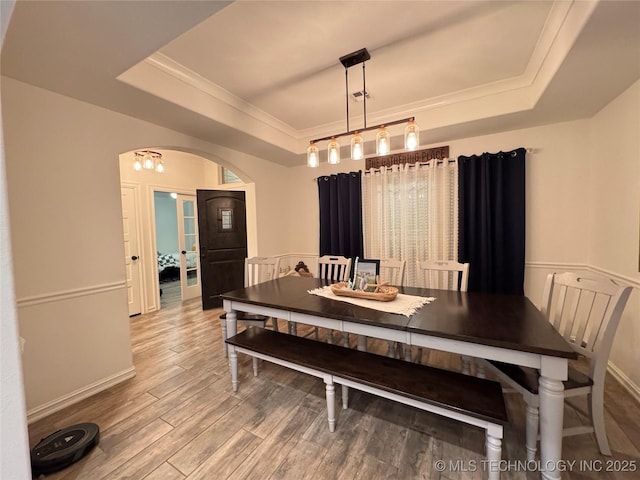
[
  {"x1": 2, "y1": 72, "x2": 639, "y2": 420},
  {"x1": 588, "y1": 79, "x2": 640, "y2": 392},
  {"x1": 2, "y1": 77, "x2": 289, "y2": 418}
]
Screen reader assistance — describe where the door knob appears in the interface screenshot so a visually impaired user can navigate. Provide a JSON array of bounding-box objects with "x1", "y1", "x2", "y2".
[
  {"x1": 181, "y1": 250, "x2": 187, "y2": 254},
  {"x1": 131, "y1": 256, "x2": 138, "y2": 261}
]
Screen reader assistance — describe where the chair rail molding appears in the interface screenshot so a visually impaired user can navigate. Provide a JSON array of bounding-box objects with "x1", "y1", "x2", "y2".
[{"x1": 16, "y1": 281, "x2": 127, "y2": 308}]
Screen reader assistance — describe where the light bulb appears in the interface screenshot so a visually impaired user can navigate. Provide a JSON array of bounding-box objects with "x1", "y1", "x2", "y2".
[
  {"x1": 133, "y1": 159, "x2": 142, "y2": 171},
  {"x1": 143, "y1": 154, "x2": 154, "y2": 170},
  {"x1": 404, "y1": 119, "x2": 420, "y2": 151},
  {"x1": 307, "y1": 142, "x2": 319, "y2": 168},
  {"x1": 327, "y1": 138, "x2": 340, "y2": 164},
  {"x1": 350, "y1": 132, "x2": 363, "y2": 160},
  {"x1": 376, "y1": 126, "x2": 390, "y2": 156}
]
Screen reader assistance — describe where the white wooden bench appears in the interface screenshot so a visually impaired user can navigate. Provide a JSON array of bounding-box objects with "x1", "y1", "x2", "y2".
[{"x1": 226, "y1": 328, "x2": 508, "y2": 479}]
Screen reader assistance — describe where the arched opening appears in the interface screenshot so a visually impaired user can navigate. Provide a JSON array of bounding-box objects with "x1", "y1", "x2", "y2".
[{"x1": 118, "y1": 148, "x2": 258, "y2": 314}]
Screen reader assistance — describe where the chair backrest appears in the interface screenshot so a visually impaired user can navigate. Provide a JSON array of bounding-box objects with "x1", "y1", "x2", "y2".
[
  {"x1": 380, "y1": 259, "x2": 406, "y2": 286},
  {"x1": 245, "y1": 256, "x2": 281, "y2": 287},
  {"x1": 415, "y1": 260, "x2": 470, "y2": 291},
  {"x1": 317, "y1": 255, "x2": 352, "y2": 282},
  {"x1": 540, "y1": 272, "x2": 632, "y2": 381}
]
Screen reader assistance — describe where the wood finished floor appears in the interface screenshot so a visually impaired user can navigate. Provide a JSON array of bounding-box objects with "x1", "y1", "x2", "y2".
[{"x1": 29, "y1": 297, "x2": 640, "y2": 479}]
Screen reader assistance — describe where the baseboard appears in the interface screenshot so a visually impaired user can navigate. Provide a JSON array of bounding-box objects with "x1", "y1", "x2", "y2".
[
  {"x1": 27, "y1": 366, "x2": 136, "y2": 424},
  {"x1": 607, "y1": 361, "x2": 640, "y2": 405}
]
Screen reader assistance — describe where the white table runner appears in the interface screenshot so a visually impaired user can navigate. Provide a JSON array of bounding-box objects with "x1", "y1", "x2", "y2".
[{"x1": 307, "y1": 286, "x2": 434, "y2": 317}]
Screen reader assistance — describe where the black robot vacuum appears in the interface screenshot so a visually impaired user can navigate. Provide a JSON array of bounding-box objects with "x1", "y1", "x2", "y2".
[{"x1": 31, "y1": 423, "x2": 99, "y2": 476}]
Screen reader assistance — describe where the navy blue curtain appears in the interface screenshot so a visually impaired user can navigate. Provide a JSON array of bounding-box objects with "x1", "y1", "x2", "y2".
[
  {"x1": 318, "y1": 171, "x2": 364, "y2": 259},
  {"x1": 458, "y1": 148, "x2": 526, "y2": 295}
]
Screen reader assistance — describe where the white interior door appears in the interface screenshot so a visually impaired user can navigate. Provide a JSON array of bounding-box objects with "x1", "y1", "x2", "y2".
[
  {"x1": 121, "y1": 186, "x2": 143, "y2": 316},
  {"x1": 177, "y1": 194, "x2": 201, "y2": 300}
]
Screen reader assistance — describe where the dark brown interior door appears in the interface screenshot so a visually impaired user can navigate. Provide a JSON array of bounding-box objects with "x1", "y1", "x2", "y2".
[{"x1": 197, "y1": 190, "x2": 247, "y2": 309}]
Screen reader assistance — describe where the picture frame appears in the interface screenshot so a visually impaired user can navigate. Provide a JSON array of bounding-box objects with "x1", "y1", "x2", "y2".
[{"x1": 354, "y1": 259, "x2": 380, "y2": 291}]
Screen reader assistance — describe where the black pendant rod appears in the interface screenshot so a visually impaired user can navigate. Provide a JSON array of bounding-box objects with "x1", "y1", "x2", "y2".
[
  {"x1": 362, "y1": 62, "x2": 367, "y2": 129},
  {"x1": 311, "y1": 47, "x2": 412, "y2": 144},
  {"x1": 345, "y1": 67, "x2": 349, "y2": 133}
]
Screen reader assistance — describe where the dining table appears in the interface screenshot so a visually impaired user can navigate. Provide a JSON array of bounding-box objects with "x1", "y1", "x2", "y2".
[{"x1": 221, "y1": 276, "x2": 577, "y2": 480}]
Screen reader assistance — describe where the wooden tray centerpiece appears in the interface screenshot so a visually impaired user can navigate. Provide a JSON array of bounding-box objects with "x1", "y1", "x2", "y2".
[{"x1": 330, "y1": 282, "x2": 398, "y2": 302}]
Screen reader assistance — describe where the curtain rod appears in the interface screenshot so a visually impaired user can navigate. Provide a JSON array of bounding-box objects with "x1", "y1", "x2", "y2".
[{"x1": 312, "y1": 148, "x2": 534, "y2": 181}]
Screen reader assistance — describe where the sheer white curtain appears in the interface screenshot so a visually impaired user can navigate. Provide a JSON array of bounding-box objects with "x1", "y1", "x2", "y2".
[{"x1": 362, "y1": 160, "x2": 458, "y2": 287}]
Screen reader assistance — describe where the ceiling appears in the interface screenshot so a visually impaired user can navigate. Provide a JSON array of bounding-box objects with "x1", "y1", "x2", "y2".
[{"x1": 2, "y1": 1, "x2": 639, "y2": 167}]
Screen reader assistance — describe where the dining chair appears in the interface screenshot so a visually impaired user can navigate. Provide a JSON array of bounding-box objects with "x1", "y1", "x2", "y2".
[
  {"x1": 416, "y1": 259, "x2": 470, "y2": 292},
  {"x1": 379, "y1": 259, "x2": 407, "y2": 358},
  {"x1": 483, "y1": 272, "x2": 632, "y2": 459},
  {"x1": 380, "y1": 258, "x2": 406, "y2": 286},
  {"x1": 413, "y1": 260, "x2": 471, "y2": 370},
  {"x1": 309, "y1": 255, "x2": 352, "y2": 345},
  {"x1": 220, "y1": 256, "x2": 281, "y2": 357}
]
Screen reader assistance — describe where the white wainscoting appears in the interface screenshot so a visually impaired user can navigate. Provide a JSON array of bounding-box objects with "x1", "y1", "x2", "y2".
[{"x1": 16, "y1": 281, "x2": 136, "y2": 423}]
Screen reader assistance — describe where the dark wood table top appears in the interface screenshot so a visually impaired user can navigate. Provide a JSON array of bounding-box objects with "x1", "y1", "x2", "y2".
[{"x1": 221, "y1": 276, "x2": 577, "y2": 359}]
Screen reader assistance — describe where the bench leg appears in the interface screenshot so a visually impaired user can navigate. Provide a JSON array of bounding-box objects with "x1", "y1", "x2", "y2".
[
  {"x1": 342, "y1": 385, "x2": 348, "y2": 409},
  {"x1": 229, "y1": 346, "x2": 238, "y2": 392},
  {"x1": 288, "y1": 321, "x2": 297, "y2": 335},
  {"x1": 486, "y1": 425, "x2": 503, "y2": 480},
  {"x1": 525, "y1": 404, "x2": 539, "y2": 461},
  {"x1": 324, "y1": 379, "x2": 336, "y2": 432},
  {"x1": 461, "y1": 355, "x2": 471, "y2": 375},
  {"x1": 386, "y1": 341, "x2": 396, "y2": 358},
  {"x1": 252, "y1": 357, "x2": 259, "y2": 377},
  {"x1": 356, "y1": 335, "x2": 366, "y2": 351}
]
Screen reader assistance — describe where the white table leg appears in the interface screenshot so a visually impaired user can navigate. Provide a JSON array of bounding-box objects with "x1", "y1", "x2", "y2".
[
  {"x1": 224, "y1": 309, "x2": 238, "y2": 359},
  {"x1": 538, "y1": 358, "x2": 566, "y2": 480}
]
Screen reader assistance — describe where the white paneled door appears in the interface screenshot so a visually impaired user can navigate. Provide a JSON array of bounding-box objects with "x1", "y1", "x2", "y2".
[
  {"x1": 177, "y1": 194, "x2": 201, "y2": 301},
  {"x1": 121, "y1": 186, "x2": 142, "y2": 316}
]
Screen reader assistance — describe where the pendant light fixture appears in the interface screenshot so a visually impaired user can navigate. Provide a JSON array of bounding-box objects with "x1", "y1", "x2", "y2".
[
  {"x1": 404, "y1": 118, "x2": 420, "y2": 151},
  {"x1": 307, "y1": 142, "x2": 320, "y2": 168},
  {"x1": 307, "y1": 48, "x2": 419, "y2": 167},
  {"x1": 133, "y1": 150, "x2": 164, "y2": 173},
  {"x1": 376, "y1": 126, "x2": 390, "y2": 156},
  {"x1": 327, "y1": 137, "x2": 341, "y2": 164},
  {"x1": 350, "y1": 131, "x2": 364, "y2": 160}
]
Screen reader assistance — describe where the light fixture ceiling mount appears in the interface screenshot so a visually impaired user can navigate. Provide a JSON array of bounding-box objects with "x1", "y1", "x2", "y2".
[{"x1": 307, "y1": 48, "x2": 419, "y2": 167}]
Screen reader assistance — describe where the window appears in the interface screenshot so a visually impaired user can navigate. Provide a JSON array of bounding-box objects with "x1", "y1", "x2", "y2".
[
  {"x1": 362, "y1": 160, "x2": 458, "y2": 287},
  {"x1": 221, "y1": 167, "x2": 241, "y2": 184}
]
